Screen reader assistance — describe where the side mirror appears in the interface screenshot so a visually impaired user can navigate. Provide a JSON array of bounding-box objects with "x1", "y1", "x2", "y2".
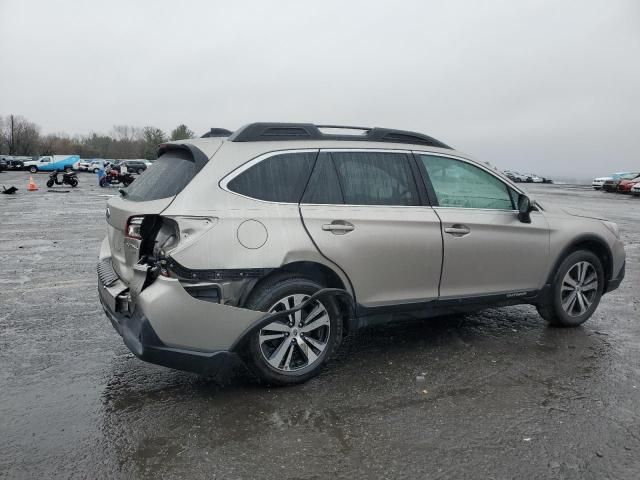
[{"x1": 517, "y1": 194, "x2": 532, "y2": 223}]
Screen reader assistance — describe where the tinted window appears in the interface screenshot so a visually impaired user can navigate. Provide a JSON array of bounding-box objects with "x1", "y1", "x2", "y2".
[
  {"x1": 125, "y1": 150, "x2": 197, "y2": 202},
  {"x1": 301, "y1": 153, "x2": 344, "y2": 204},
  {"x1": 419, "y1": 154, "x2": 513, "y2": 210},
  {"x1": 330, "y1": 152, "x2": 419, "y2": 206},
  {"x1": 228, "y1": 152, "x2": 317, "y2": 203}
]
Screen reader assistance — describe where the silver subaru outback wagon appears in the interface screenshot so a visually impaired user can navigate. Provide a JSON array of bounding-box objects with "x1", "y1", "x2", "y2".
[{"x1": 98, "y1": 123, "x2": 625, "y2": 385}]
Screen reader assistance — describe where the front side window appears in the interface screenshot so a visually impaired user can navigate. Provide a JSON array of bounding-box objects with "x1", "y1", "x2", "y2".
[
  {"x1": 330, "y1": 151, "x2": 419, "y2": 206},
  {"x1": 227, "y1": 151, "x2": 317, "y2": 203},
  {"x1": 419, "y1": 154, "x2": 514, "y2": 210}
]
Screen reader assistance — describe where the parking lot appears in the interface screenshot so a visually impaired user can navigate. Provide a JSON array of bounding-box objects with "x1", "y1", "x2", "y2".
[{"x1": 1, "y1": 170, "x2": 638, "y2": 479}]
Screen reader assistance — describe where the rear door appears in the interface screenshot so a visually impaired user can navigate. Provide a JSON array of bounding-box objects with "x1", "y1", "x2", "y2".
[
  {"x1": 300, "y1": 150, "x2": 443, "y2": 308},
  {"x1": 415, "y1": 152, "x2": 550, "y2": 299}
]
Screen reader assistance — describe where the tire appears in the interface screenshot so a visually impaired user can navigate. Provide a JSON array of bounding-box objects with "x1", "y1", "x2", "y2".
[
  {"x1": 99, "y1": 177, "x2": 107, "y2": 188},
  {"x1": 29, "y1": 166, "x2": 38, "y2": 173},
  {"x1": 46, "y1": 179, "x2": 54, "y2": 188},
  {"x1": 93, "y1": 168, "x2": 100, "y2": 173},
  {"x1": 69, "y1": 178, "x2": 78, "y2": 187},
  {"x1": 243, "y1": 275, "x2": 343, "y2": 386},
  {"x1": 537, "y1": 250, "x2": 605, "y2": 327},
  {"x1": 137, "y1": 168, "x2": 144, "y2": 175}
]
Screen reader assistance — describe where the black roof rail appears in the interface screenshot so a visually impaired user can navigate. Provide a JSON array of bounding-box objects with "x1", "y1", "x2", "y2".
[
  {"x1": 227, "y1": 122, "x2": 451, "y2": 149},
  {"x1": 201, "y1": 128, "x2": 233, "y2": 138}
]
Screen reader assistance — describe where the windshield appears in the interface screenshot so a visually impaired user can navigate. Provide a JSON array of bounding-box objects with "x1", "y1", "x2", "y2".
[{"x1": 620, "y1": 173, "x2": 640, "y2": 180}]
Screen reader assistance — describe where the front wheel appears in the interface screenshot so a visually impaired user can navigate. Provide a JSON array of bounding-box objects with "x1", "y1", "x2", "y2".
[
  {"x1": 69, "y1": 178, "x2": 78, "y2": 187},
  {"x1": 537, "y1": 250, "x2": 604, "y2": 327},
  {"x1": 244, "y1": 275, "x2": 343, "y2": 385},
  {"x1": 29, "y1": 166, "x2": 38, "y2": 173},
  {"x1": 99, "y1": 177, "x2": 108, "y2": 187},
  {"x1": 46, "y1": 179, "x2": 54, "y2": 188}
]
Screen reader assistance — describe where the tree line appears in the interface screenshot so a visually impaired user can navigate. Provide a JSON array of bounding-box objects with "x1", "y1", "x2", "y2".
[{"x1": 0, "y1": 114, "x2": 196, "y2": 160}]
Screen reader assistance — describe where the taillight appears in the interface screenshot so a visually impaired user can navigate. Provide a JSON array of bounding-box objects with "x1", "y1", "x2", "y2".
[{"x1": 125, "y1": 216, "x2": 144, "y2": 239}]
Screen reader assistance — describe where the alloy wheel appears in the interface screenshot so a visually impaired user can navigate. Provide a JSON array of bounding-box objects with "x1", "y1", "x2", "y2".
[
  {"x1": 259, "y1": 294, "x2": 331, "y2": 372},
  {"x1": 561, "y1": 261, "x2": 598, "y2": 317}
]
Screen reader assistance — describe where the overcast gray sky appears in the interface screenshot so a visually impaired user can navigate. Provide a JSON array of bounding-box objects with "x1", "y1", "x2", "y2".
[{"x1": 1, "y1": 0, "x2": 638, "y2": 179}]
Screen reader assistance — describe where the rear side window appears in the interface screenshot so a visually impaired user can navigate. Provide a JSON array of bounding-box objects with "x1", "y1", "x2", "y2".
[
  {"x1": 227, "y1": 151, "x2": 317, "y2": 203},
  {"x1": 301, "y1": 153, "x2": 344, "y2": 204},
  {"x1": 125, "y1": 150, "x2": 196, "y2": 202},
  {"x1": 330, "y1": 151, "x2": 419, "y2": 206}
]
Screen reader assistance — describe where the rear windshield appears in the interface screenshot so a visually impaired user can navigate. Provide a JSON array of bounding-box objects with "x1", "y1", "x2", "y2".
[{"x1": 124, "y1": 150, "x2": 197, "y2": 202}]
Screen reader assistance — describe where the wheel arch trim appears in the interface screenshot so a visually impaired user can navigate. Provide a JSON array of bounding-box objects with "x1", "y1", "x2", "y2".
[{"x1": 546, "y1": 233, "x2": 614, "y2": 288}]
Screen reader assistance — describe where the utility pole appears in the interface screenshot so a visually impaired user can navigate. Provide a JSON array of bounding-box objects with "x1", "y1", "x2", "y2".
[{"x1": 9, "y1": 114, "x2": 15, "y2": 155}]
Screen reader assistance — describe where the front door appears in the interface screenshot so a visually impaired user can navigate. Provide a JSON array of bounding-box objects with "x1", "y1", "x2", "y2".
[
  {"x1": 415, "y1": 153, "x2": 550, "y2": 299},
  {"x1": 300, "y1": 150, "x2": 443, "y2": 307}
]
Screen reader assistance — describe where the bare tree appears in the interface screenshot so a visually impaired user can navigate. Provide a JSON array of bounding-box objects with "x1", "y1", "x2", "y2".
[{"x1": 1, "y1": 115, "x2": 41, "y2": 155}]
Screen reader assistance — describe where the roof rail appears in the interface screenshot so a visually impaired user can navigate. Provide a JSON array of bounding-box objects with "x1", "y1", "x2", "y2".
[
  {"x1": 227, "y1": 122, "x2": 451, "y2": 149},
  {"x1": 201, "y1": 128, "x2": 233, "y2": 138}
]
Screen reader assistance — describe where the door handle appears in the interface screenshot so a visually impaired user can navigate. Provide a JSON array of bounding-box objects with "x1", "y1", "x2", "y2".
[
  {"x1": 322, "y1": 221, "x2": 355, "y2": 234},
  {"x1": 444, "y1": 224, "x2": 471, "y2": 237}
]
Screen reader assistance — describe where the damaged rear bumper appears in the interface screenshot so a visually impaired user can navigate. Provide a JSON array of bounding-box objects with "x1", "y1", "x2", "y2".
[
  {"x1": 98, "y1": 256, "x2": 353, "y2": 376},
  {"x1": 98, "y1": 256, "x2": 266, "y2": 375}
]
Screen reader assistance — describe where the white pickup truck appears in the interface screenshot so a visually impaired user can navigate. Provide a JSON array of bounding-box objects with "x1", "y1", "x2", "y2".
[{"x1": 23, "y1": 155, "x2": 80, "y2": 173}]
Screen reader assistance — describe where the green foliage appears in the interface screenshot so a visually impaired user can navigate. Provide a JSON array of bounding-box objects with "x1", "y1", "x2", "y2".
[
  {"x1": 170, "y1": 124, "x2": 195, "y2": 141},
  {"x1": 143, "y1": 127, "x2": 168, "y2": 160}
]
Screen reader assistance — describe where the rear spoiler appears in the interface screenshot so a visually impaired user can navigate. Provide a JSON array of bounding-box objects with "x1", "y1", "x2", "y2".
[{"x1": 157, "y1": 143, "x2": 210, "y2": 174}]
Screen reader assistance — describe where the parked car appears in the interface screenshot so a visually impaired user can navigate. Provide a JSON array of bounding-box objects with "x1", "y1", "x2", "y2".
[
  {"x1": 631, "y1": 182, "x2": 640, "y2": 196},
  {"x1": 503, "y1": 170, "x2": 529, "y2": 182},
  {"x1": 98, "y1": 122, "x2": 625, "y2": 385},
  {"x1": 75, "y1": 159, "x2": 94, "y2": 171},
  {"x1": 88, "y1": 160, "x2": 109, "y2": 173},
  {"x1": 5, "y1": 159, "x2": 24, "y2": 170},
  {"x1": 23, "y1": 155, "x2": 80, "y2": 173},
  {"x1": 525, "y1": 173, "x2": 544, "y2": 183},
  {"x1": 593, "y1": 172, "x2": 631, "y2": 190},
  {"x1": 0, "y1": 159, "x2": 6, "y2": 172},
  {"x1": 602, "y1": 172, "x2": 640, "y2": 192},
  {"x1": 616, "y1": 176, "x2": 640, "y2": 193},
  {"x1": 122, "y1": 160, "x2": 148, "y2": 174}
]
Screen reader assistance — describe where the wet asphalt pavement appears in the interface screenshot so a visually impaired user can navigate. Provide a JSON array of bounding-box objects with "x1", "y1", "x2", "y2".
[{"x1": 1, "y1": 170, "x2": 639, "y2": 479}]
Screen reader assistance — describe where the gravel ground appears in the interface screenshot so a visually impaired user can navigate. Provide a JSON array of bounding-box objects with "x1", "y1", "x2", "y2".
[{"x1": 1, "y1": 170, "x2": 639, "y2": 479}]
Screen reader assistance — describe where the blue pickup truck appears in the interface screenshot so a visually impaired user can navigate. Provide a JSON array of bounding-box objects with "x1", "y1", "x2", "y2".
[{"x1": 23, "y1": 155, "x2": 80, "y2": 173}]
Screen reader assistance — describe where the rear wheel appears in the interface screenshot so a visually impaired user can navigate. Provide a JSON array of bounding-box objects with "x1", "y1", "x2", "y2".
[
  {"x1": 29, "y1": 166, "x2": 38, "y2": 173},
  {"x1": 244, "y1": 275, "x2": 342, "y2": 385},
  {"x1": 537, "y1": 250, "x2": 604, "y2": 327},
  {"x1": 137, "y1": 168, "x2": 144, "y2": 175}
]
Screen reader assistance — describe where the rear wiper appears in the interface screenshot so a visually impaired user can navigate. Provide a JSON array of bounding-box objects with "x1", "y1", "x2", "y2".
[{"x1": 119, "y1": 188, "x2": 128, "y2": 197}]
